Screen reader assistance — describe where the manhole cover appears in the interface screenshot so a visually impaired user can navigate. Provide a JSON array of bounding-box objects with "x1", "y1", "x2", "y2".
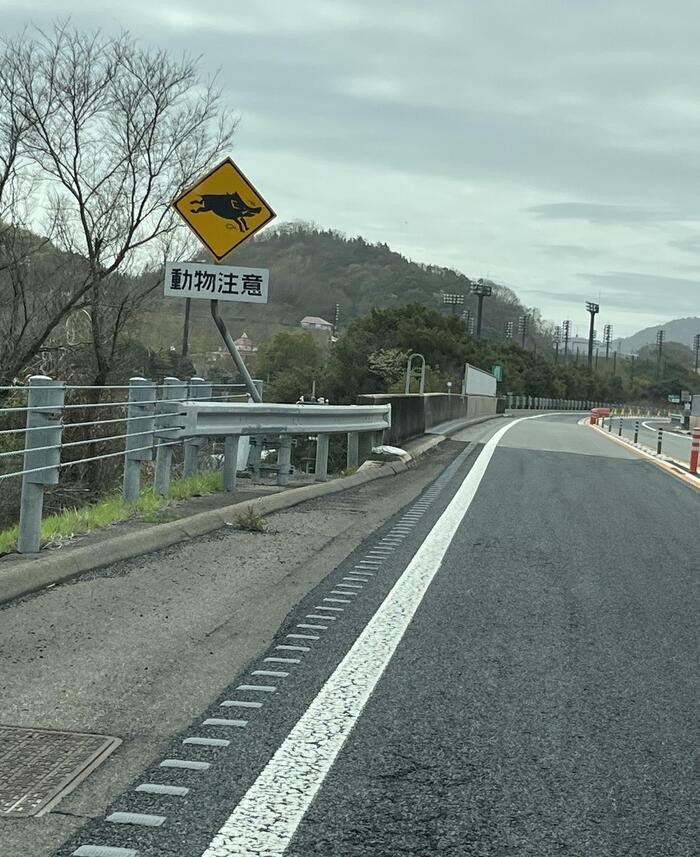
[{"x1": 0, "y1": 725, "x2": 120, "y2": 817}]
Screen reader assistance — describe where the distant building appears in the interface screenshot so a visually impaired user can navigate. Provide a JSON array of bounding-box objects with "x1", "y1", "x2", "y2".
[
  {"x1": 233, "y1": 331, "x2": 257, "y2": 366},
  {"x1": 300, "y1": 315, "x2": 334, "y2": 333}
]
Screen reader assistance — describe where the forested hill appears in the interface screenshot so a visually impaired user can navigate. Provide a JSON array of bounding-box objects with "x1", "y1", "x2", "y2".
[
  {"x1": 144, "y1": 223, "x2": 539, "y2": 345},
  {"x1": 234, "y1": 223, "x2": 533, "y2": 334}
]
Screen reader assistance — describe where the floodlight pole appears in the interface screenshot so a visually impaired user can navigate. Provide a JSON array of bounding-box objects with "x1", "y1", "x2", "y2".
[{"x1": 585, "y1": 301, "x2": 599, "y2": 369}]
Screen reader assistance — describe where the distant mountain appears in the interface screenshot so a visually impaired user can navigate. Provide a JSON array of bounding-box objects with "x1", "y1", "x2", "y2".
[{"x1": 614, "y1": 316, "x2": 700, "y2": 354}]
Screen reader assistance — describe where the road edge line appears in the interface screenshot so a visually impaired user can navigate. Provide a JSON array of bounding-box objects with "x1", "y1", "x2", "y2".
[{"x1": 586, "y1": 419, "x2": 699, "y2": 490}]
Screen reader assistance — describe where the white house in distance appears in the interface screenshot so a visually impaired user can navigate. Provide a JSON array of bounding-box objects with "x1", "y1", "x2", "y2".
[
  {"x1": 300, "y1": 315, "x2": 334, "y2": 333},
  {"x1": 232, "y1": 331, "x2": 257, "y2": 367}
]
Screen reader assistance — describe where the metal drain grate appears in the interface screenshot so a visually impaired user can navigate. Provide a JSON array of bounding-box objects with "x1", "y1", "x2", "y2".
[{"x1": 0, "y1": 725, "x2": 120, "y2": 817}]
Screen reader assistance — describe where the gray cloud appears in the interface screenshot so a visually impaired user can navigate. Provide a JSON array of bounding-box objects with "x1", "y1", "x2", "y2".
[
  {"x1": 3, "y1": 0, "x2": 700, "y2": 337},
  {"x1": 529, "y1": 204, "x2": 681, "y2": 225}
]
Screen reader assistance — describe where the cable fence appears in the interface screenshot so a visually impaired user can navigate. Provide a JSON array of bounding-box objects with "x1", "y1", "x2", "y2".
[{"x1": 0, "y1": 375, "x2": 261, "y2": 553}]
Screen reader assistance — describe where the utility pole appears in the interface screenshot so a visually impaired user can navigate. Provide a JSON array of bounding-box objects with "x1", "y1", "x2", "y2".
[
  {"x1": 694, "y1": 333, "x2": 700, "y2": 372},
  {"x1": 562, "y1": 319, "x2": 572, "y2": 361},
  {"x1": 553, "y1": 325, "x2": 561, "y2": 363},
  {"x1": 470, "y1": 280, "x2": 492, "y2": 341},
  {"x1": 603, "y1": 324, "x2": 612, "y2": 360},
  {"x1": 656, "y1": 329, "x2": 665, "y2": 378},
  {"x1": 612, "y1": 350, "x2": 617, "y2": 376},
  {"x1": 585, "y1": 301, "x2": 599, "y2": 369}
]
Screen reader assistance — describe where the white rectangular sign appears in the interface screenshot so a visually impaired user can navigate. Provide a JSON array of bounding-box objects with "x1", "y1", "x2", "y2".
[{"x1": 164, "y1": 261, "x2": 269, "y2": 303}]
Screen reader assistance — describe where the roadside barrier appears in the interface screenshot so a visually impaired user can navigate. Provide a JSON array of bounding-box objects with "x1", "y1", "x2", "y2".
[{"x1": 1, "y1": 375, "x2": 256, "y2": 553}]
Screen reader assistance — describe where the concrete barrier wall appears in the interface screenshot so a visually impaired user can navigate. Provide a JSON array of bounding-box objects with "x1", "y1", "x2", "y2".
[{"x1": 357, "y1": 393, "x2": 496, "y2": 445}]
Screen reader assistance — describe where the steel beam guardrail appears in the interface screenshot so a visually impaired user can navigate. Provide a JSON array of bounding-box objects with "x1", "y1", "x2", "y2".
[{"x1": 176, "y1": 402, "x2": 392, "y2": 439}]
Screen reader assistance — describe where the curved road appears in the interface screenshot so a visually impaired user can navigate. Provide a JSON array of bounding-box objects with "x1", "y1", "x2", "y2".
[{"x1": 3, "y1": 414, "x2": 697, "y2": 857}]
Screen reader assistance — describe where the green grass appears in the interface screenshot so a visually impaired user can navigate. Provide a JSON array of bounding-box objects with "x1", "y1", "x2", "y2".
[
  {"x1": 0, "y1": 469, "x2": 226, "y2": 555},
  {"x1": 234, "y1": 508, "x2": 266, "y2": 532}
]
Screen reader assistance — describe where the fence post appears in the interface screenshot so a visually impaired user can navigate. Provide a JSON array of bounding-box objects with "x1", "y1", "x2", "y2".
[
  {"x1": 633, "y1": 420, "x2": 640, "y2": 444},
  {"x1": 656, "y1": 428, "x2": 663, "y2": 455},
  {"x1": 346, "y1": 432, "x2": 359, "y2": 469},
  {"x1": 618, "y1": 417, "x2": 623, "y2": 436},
  {"x1": 17, "y1": 376, "x2": 64, "y2": 554},
  {"x1": 154, "y1": 377, "x2": 181, "y2": 497},
  {"x1": 122, "y1": 377, "x2": 156, "y2": 503},
  {"x1": 315, "y1": 434, "x2": 329, "y2": 482},
  {"x1": 277, "y1": 435, "x2": 292, "y2": 486},
  {"x1": 183, "y1": 377, "x2": 212, "y2": 478},
  {"x1": 223, "y1": 435, "x2": 241, "y2": 492}
]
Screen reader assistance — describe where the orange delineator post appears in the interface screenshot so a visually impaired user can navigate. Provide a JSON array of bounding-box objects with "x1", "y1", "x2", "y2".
[{"x1": 690, "y1": 427, "x2": 700, "y2": 474}]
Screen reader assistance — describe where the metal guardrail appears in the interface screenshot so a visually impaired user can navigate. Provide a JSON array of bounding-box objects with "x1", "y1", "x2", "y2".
[
  {"x1": 506, "y1": 396, "x2": 604, "y2": 410},
  {"x1": 0, "y1": 375, "x2": 392, "y2": 554},
  {"x1": 178, "y1": 402, "x2": 391, "y2": 439},
  {"x1": 0, "y1": 374, "x2": 258, "y2": 554}
]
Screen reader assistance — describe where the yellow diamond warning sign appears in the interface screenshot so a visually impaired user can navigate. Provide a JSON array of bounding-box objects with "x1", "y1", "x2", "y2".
[{"x1": 172, "y1": 158, "x2": 276, "y2": 260}]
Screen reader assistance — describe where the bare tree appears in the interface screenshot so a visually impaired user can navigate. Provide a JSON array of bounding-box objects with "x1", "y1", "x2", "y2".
[
  {"x1": 3, "y1": 22, "x2": 235, "y2": 384},
  {"x1": 0, "y1": 39, "x2": 91, "y2": 386}
]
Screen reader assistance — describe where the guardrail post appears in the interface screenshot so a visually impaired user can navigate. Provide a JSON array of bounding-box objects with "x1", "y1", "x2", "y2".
[
  {"x1": 223, "y1": 435, "x2": 241, "y2": 492},
  {"x1": 656, "y1": 428, "x2": 663, "y2": 455},
  {"x1": 17, "y1": 376, "x2": 64, "y2": 554},
  {"x1": 248, "y1": 436, "x2": 263, "y2": 479},
  {"x1": 183, "y1": 377, "x2": 211, "y2": 477},
  {"x1": 346, "y1": 432, "x2": 359, "y2": 469},
  {"x1": 633, "y1": 420, "x2": 640, "y2": 444},
  {"x1": 315, "y1": 434, "x2": 329, "y2": 482},
  {"x1": 277, "y1": 436, "x2": 292, "y2": 486},
  {"x1": 122, "y1": 377, "x2": 156, "y2": 503},
  {"x1": 154, "y1": 377, "x2": 181, "y2": 497},
  {"x1": 618, "y1": 417, "x2": 623, "y2": 437}
]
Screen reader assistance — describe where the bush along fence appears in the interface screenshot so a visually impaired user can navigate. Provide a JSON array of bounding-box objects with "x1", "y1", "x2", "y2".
[{"x1": 0, "y1": 375, "x2": 260, "y2": 554}]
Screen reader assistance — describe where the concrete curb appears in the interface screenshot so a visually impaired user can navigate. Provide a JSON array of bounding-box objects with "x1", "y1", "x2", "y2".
[
  {"x1": 430, "y1": 413, "x2": 505, "y2": 438},
  {"x1": 0, "y1": 447, "x2": 434, "y2": 607}
]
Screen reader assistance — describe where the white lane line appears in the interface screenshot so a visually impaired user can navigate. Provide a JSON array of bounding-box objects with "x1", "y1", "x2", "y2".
[
  {"x1": 252, "y1": 670, "x2": 289, "y2": 678},
  {"x1": 73, "y1": 847, "x2": 138, "y2": 857},
  {"x1": 317, "y1": 605, "x2": 343, "y2": 611},
  {"x1": 306, "y1": 614, "x2": 337, "y2": 621},
  {"x1": 323, "y1": 598, "x2": 350, "y2": 604},
  {"x1": 286, "y1": 633, "x2": 320, "y2": 640},
  {"x1": 184, "y1": 737, "x2": 231, "y2": 747},
  {"x1": 343, "y1": 576, "x2": 370, "y2": 582},
  {"x1": 329, "y1": 591, "x2": 357, "y2": 597},
  {"x1": 199, "y1": 414, "x2": 534, "y2": 857},
  {"x1": 107, "y1": 812, "x2": 165, "y2": 827},
  {"x1": 220, "y1": 700, "x2": 263, "y2": 708},
  {"x1": 136, "y1": 784, "x2": 189, "y2": 797},
  {"x1": 335, "y1": 583, "x2": 363, "y2": 589},
  {"x1": 276, "y1": 645, "x2": 310, "y2": 652},
  {"x1": 160, "y1": 759, "x2": 209, "y2": 771},
  {"x1": 296, "y1": 623, "x2": 327, "y2": 630},
  {"x1": 236, "y1": 685, "x2": 276, "y2": 693},
  {"x1": 203, "y1": 718, "x2": 248, "y2": 727},
  {"x1": 265, "y1": 657, "x2": 302, "y2": 664}
]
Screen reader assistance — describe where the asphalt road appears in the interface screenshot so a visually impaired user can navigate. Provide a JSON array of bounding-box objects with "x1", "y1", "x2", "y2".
[
  {"x1": 4, "y1": 414, "x2": 698, "y2": 856},
  {"x1": 604, "y1": 415, "x2": 693, "y2": 465}
]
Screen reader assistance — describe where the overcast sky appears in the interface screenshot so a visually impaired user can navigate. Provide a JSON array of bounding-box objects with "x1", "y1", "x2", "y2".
[{"x1": 3, "y1": 0, "x2": 700, "y2": 338}]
